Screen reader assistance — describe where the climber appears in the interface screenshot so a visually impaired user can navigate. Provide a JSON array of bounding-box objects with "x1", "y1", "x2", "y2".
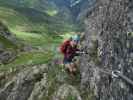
[{"x1": 60, "y1": 34, "x2": 83, "y2": 76}]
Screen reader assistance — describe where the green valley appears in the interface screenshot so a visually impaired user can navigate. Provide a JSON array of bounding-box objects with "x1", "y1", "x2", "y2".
[{"x1": 0, "y1": 0, "x2": 82, "y2": 73}]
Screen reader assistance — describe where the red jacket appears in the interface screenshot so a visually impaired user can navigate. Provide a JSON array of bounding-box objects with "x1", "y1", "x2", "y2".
[{"x1": 60, "y1": 40, "x2": 79, "y2": 59}]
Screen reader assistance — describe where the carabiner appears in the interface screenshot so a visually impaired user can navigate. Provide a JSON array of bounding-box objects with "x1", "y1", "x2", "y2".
[{"x1": 112, "y1": 70, "x2": 121, "y2": 78}]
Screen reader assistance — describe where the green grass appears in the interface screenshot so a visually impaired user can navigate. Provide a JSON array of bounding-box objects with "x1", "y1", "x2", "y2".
[
  {"x1": 0, "y1": 5, "x2": 79, "y2": 34},
  {"x1": 0, "y1": 29, "x2": 63, "y2": 72},
  {"x1": 46, "y1": 10, "x2": 58, "y2": 16},
  {"x1": 0, "y1": 35, "x2": 17, "y2": 49},
  {"x1": 0, "y1": 6, "x2": 51, "y2": 34},
  {"x1": 0, "y1": 4, "x2": 80, "y2": 74},
  {"x1": 11, "y1": 29, "x2": 62, "y2": 48},
  {"x1": 66, "y1": 95, "x2": 77, "y2": 100},
  {"x1": 0, "y1": 7, "x2": 30, "y2": 29},
  {"x1": 0, "y1": 51, "x2": 53, "y2": 72}
]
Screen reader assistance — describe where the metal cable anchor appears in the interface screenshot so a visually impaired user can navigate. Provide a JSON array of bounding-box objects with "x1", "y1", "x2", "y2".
[{"x1": 112, "y1": 70, "x2": 121, "y2": 78}]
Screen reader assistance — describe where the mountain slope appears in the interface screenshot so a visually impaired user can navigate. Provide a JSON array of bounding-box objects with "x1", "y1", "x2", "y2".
[
  {"x1": 0, "y1": 1, "x2": 78, "y2": 34},
  {"x1": 0, "y1": 22, "x2": 18, "y2": 64},
  {"x1": 0, "y1": 0, "x2": 96, "y2": 22}
]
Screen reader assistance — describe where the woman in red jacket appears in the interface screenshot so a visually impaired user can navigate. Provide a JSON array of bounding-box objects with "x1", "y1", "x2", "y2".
[{"x1": 60, "y1": 35, "x2": 80, "y2": 75}]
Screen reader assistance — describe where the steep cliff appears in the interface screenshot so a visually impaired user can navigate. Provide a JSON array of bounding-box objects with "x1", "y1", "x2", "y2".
[
  {"x1": 80, "y1": 0, "x2": 133, "y2": 100},
  {"x1": 0, "y1": 0, "x2": 133, "y2": 100}
]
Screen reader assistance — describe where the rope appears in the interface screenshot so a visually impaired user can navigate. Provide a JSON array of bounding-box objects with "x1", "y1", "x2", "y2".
[
  {"x1": 116, "y1": 72, "x2": 133, "y2": 86},
  {"x1": 78, "y1": 50, "x2": 133, "y2": 86},
  {"x1": 65, "y1": 50, "x2": 133, "y2": 86},
  {"x1": 95, "y1": 67, "x2": 133, "y2": 86}
]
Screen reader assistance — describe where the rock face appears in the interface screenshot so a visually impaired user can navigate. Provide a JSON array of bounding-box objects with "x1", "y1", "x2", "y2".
[
  {"x1": 52, "y1": 84, "x2": 82, "y2": 100},
  {"x1": 0, "y1": 63, "x2": 82, "y2": 100},
  {"x1": 0, "y1": 64, "x2": 47, "y2": 100},
  {"x1": 127, "y1": 0, "x2": 133, "y2": 32},
  {"x1": 80, "y1": 0, "x2": 133, "y2": 100}
]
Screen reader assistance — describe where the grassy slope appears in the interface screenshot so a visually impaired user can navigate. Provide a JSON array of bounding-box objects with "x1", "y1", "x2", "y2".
[
  {"x1": 0, "y1": 1, "x2": 79, "y2": 73},
  {"x1": 0, "y1": 6, "x2": 61, "y2": 72},
  {"x1": 0, "y1": 4, "x2": 78, "y2": 33},
  {"x1": 0, "y1": 5, "x2": 77, "y2": 46},
  {"x1": 0, "y1": 6, "x2": 48, "y2": 33},
  {"x1": 0, "y1": 34, "x2": 17, "y2": 49},
  {"x1": 0, "y1": 51, "x2": 53, "y2": 72}
]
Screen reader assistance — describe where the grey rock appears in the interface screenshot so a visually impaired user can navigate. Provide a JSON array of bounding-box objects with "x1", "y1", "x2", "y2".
[
  {"x1": 28, "y1": 73, "x2": 48, "y2": 100},
  {"x1": 0, "y1": 64, "x2": 48, "y2": 100},
  {"x1": 52, "y1": 84, "x2": 82, "y2": 100},
  {"x1": 80, "y1": 0, "x2": 133, "y2": 100}
]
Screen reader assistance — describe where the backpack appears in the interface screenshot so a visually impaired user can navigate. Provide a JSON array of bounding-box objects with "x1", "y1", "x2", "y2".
[{"x1": 60, "y1": 40, "x2": 70, "y2": 54}]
